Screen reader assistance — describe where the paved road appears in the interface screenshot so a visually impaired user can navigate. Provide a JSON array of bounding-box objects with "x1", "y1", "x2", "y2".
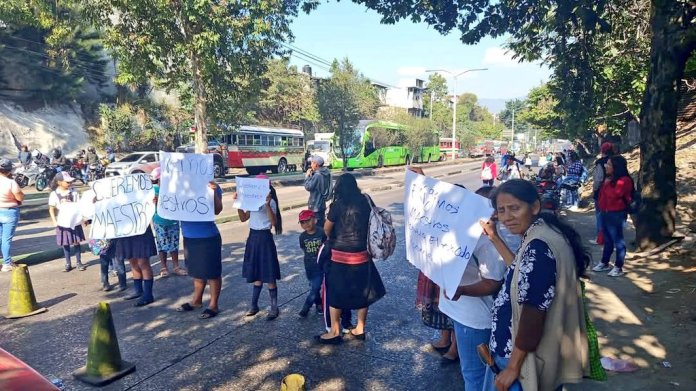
[{"x1": 0, "y1": 163, "x2": 486, "y2": 390}]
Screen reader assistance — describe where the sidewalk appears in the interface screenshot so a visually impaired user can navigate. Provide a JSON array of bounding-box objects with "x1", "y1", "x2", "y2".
[{"x1": 11, "y1": 160, "x2": 478, "y2": 267}]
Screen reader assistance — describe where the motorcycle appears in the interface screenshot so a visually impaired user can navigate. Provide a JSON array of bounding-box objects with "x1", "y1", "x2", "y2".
[
  {"x1": 559, "y1": 177, "x2": 581, "y2": 208},
  {"x1": 13, "y1": 163, "x2": 40, "y2": 188},
  {"x1": 535, "y1": 178, "x2": 561, "y2": 216},
  {"x1": 86, "y1": 163, "x2": 105, "y2": 183},
  {"x1": 35, "y1": 164, "x2": 60, "y2": 192},
  {"x1": 68, "y1": 162, "x2": 87, "y2": 185}
]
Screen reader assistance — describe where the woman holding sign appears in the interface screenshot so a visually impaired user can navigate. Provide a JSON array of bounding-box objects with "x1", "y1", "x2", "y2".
[
  {"x1": 48, "y1": 172, "x2": 86, "y2": 272},
  {"x1": 176, "y1": 181, "x2": 224, "y2": 319},
  {"x1": 480, "y1": 179, "x2": 590, "y2": 391}
]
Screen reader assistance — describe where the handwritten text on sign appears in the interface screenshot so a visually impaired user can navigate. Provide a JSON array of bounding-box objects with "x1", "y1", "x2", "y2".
[
  {"x1": 90, "y1": 174, "x2": 155, "y2": 239},
  {"x1": 233, "y1": 177, "x2": 270, "y2": 211},
  {"x1": 157, "y1": 152, "x2": 214, "y2": 222},
  {"x1": 404, "y1": 170, "x2": 494, "y2": 295}
]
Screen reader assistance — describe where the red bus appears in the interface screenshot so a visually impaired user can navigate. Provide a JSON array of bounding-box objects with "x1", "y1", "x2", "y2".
[
  {"x1": 439, "y1": 137, "x2": 462, "y2": 160},
  {"x1": 219, "y1": 126, "x2": 305, "y2": 175}
]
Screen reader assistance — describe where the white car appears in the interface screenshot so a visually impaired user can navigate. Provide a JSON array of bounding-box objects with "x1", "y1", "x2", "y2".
[{"x1": 105, "y1": 152, "x2": 160, "y2": 177}]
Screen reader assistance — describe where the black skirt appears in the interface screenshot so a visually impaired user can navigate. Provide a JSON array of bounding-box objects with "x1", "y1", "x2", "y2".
[
  {"x1": 242, "y1": 229, "x2": 280, "y2": 283},
  {"x1": 326, "y1": 258, "x2": 386, "y2": 310},
  {"x1": 113, "y1": 226, "x2": 157, "y2": 260},
  {"x1": 55, "y1": 226, "x2": 85, "y2": 246},
  {"x1": 184, "y1": 234, "x2": 222, "y2": 279}
]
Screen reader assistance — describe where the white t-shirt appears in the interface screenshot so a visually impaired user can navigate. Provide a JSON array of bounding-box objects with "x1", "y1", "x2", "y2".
[
  {"x1": 248, "y1": 199, "x2": 277, "y2": 230},
  {"x1": 49, "y1": 188, "x2": 83, "y2": 228},
  {"x1": 438, "y1": 235, "x2": 507, "y2": 330}
]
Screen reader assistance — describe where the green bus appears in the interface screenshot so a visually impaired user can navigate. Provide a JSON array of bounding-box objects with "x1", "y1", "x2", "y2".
[{"x1": 331, "y1": 120, "x2": 441, "y2": 169}]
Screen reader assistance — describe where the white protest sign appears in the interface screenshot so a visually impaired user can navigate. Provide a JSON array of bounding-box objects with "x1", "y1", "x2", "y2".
[
  {"x1": 233, "y1": 177, "x2": 270, "y2": 211},
  {"x1": 404, "y1": 169, "x2": 494, "y2": 296},
  {"x1": 90, "y1": 174, "x2": 155, "y2": 239},
  {"x1": 157, "y1": 151, "x2": 215, "y2": 222},
  {"x1": 56, "y1": 202, "x2": 83, "y2": 229}
]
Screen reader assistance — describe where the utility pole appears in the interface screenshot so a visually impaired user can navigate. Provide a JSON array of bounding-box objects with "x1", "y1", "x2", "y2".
[
  {"x1": 426, "y1": 68, "x2": 488, "y2": 160},
  {"x1": 511, "y1": 109, "x2": 515, "y2": 152},
  {"x1": 429, "y1": 90, "x2": 434, "y2": 121}
]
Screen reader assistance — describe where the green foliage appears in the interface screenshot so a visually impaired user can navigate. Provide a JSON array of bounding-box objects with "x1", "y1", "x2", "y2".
[
  {"x1": 99, "y1": 104, "x2": 136, "y2": 150},
  {"x1": 0, "y1": 1, "x2": 108, "y2": 102},
  {"x1": 423, "y1": 73, "x2": 452, "y2": 133},
  {"x1": 317, "y1": 58, "x2": 377, "y2": 167},
  {"x1": 87, "y1": 0, "x2": 305, "y2": 151},
  {"x1": 517, "y1": 84, "x2": 562, "y2": 139},
  {"x1": 376, "y1": 108, "x2": 438, "y2": 152},
  {"x1": 255, "y1": 58, "x2": 319, "y2": 130}
]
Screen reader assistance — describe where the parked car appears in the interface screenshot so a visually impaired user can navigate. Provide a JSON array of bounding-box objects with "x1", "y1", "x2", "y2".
[{"x1": 105, "y1": 152, "x2": 159, "y2": 177}]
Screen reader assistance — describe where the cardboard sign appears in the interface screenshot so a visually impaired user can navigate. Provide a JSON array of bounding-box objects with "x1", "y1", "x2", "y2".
[
  {"x1": 233, "y1": 177, "x2": 270, "y2": 211},
  {"x1": 404, "y1": 169, "x2": 494, "y2": 295},
  {"x1": 157, "y1": 151, "x2": 215, "y2": 222},
  {"x1": 56, "y1": 202, "x2": 83, "y2": 229},
  {"x1": 90, "y1": 174, "x2": 155, "y2": 239}
]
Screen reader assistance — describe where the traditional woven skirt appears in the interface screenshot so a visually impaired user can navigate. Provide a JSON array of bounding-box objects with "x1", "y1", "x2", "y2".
[
  {"x1": 326, "y1": 249, "x2": 386, "y2": 310},
  {"x1": 415, "y1": 271, "x2": 453, "y2": 330},
  {"x1": 55, "y1": 225, "x2": 85, "y2": 246},
  {"x1": 242, "y1": 229, "x2": 280, "y2": 283},
  {"x1": 184, "y1": 234, "x2": 222, "y2": 279},
  {"x1": 154, "y1": 222, "x2": 180, "y2": 253},
  {"x1": 113, "y1": 226, "x2": 157, "y2": 260}
]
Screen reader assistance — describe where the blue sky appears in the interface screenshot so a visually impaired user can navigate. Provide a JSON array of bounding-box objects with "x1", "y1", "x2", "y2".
[{"x1": 289, "y1": 2, "x2": 551, "y2": 101}]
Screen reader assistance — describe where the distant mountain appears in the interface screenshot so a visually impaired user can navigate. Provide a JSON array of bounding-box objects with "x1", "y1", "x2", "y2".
[{"x1": 478, "y1": 98, "x2": 516, "y2": 114}]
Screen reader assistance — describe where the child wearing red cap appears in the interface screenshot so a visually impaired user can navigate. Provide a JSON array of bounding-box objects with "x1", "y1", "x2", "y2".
[{"x1": 298, "y1": 210, "x2": 326, "y2": 317}]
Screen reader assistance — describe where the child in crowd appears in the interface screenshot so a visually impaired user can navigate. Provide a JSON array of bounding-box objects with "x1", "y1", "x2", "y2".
[
  {"x1": 151, "y1": 168, "x2": 187, "y2": 277},
  {"x1": 48, "y1": 172, "x2": 85, "y2": 272},
  {"x1": 298, "y1": 210, "x2": 326, "y2": 317},
  {"x1": 235, "y1": 175, "x2": 283, "y2": 321}
]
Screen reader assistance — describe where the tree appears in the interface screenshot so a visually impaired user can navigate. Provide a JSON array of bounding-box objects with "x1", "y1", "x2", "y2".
[
  {"x1": 87, "y1": 0, "x2": 303, "y2": 153},
  {"x1": 316, "y1": 58, "x2": 370, "y2": 169},
  {"x1": 517, "y1": 84, "x2": 562, "y2": 139},
  {"x1": 423, "y1": 73, "x2": 452, "y2": 133},
  {"x1": 351, "y1": 0, "x2": 696, "y2": 248},
  {"x1": 255, "y1": 58, "x2": 319, "y2": 130},
  {"x1": 0, "y1": 1, "x2": 109, "y2": 102}
]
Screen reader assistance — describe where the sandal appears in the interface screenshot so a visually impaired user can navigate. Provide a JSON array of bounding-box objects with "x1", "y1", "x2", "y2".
[
  {"x1": 199, "y1": 308, "x2": 219, "y2": 319},
  {"x1": 172, "y1": 267, "x2": 188, "y2": 276},
  {"x1": 176, "y1": 303, "x2": 202, "y2": 312},
  {"x1": 160, "y1": 268, "x2": 170, "y2": 278}
]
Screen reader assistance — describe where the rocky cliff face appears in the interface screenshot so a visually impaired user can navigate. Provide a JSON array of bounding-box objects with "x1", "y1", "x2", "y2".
[{"x1": 0, "y1": 100, "x2": 89, "y2": 159}]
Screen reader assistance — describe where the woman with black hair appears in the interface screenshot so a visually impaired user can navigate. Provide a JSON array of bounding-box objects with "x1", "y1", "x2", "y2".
[
  {"x1": 480, "y1": 179, "x2": 590, "y2": 391},
  {"x1": 592, "y1": 155, "x2": 633, "y2": 277},
  {"x1": 316, "y1": 173, "x2": 386, "y2": 344},
  {"x1": 237, "y1": 176, "x2": 283, "y2": 320}
]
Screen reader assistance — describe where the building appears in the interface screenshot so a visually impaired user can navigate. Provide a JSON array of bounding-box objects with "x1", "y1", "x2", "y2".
[{"x1": 384, "y1": 78, "x2": 425, "y2": 117}]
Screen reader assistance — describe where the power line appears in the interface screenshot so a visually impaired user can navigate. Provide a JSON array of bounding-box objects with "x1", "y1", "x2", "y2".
[
  {"x1": 2, "y1": 34, "x2": 110, "y2": 71},
  {"x1": 0, "y1": 43, "x2": 107, "y2": 79}
]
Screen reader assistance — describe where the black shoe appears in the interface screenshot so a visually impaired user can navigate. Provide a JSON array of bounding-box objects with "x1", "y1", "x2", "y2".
[
  {"x1": 124, "y1": 292, "x2": 142, "y2": 301},
  {"x1": 315, "y1": 304, "x2": 323, "y2": 315},
  {"x1": 314, "y1": 334, "x2": 343, "y2": 345},
  {"x1": 299, "y1": 306, "x2": 310, "y2": 318},
  {"x1": 245, "y1": 307, "x2": 259, "y2": 317},
  {"x1": 63, "y1": 266, "x2": 73, "y2": 272},
  {"x1": 266, "y1": 308, "x2": 279, "y2": 321},
  {"x1": 102, "y1": 284, "x2": 113, "y2": 292},
  {"x1": 117, "y1": 285, "x2": 128, "y2": 292},
  {"x1": 349, "y1": 331, "x2": 366, "y2": 341},
  {"x1": 134, "y1": 297, "x2": 154, "y2": 307}
]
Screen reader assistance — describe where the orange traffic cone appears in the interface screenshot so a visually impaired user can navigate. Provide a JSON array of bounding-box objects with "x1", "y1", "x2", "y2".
[
  {"x1": 73, "y1": 302, "x2": 135, "y2": 386},
  {"x1": 281, "y1": 374, "x2": 306, "y2": 391},
  {"x1": 5, "y1": 264, "x2": 47, "y2": 319}
]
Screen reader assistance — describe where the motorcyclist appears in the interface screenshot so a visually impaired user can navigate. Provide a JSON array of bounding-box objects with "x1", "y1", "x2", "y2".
[
  {"x1": 105, "y1": 147, "x2": 116, "y2": 163},
  {"x1": 18, "y1": 145, "x2": 31, "y2": 166},
  {"x1": 31, "y1": 149, "x2": 50, "y2": 166},
  {"x1": 85, "y1": 146, "x2": 100, "y2": 165},
  {"x1": 50, "y1": 148, "x2": 68, "y2": 168}
]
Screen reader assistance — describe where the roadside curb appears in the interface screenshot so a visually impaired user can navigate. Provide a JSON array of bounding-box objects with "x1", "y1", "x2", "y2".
[{"x1": 14, "y1": 160, "x2": 474, "y2": 267}]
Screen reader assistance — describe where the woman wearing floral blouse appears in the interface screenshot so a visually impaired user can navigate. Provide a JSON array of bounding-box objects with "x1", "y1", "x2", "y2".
[{"x1": 480, "y1": 179, "x2": 591, "y2": 391}]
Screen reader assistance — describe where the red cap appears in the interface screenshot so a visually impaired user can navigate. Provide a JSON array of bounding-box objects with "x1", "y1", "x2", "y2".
[
  {"x1": 298, "y1": 210, "x2": 315, "y2": 222},
  {"x1": 600, "y1": 142, "x2": 614, "y2": 154}
]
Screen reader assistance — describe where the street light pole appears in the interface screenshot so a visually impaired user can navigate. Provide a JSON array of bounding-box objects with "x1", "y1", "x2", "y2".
[{"x1": 426, "y1": 68, "x2": 488, "y2": 160}]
